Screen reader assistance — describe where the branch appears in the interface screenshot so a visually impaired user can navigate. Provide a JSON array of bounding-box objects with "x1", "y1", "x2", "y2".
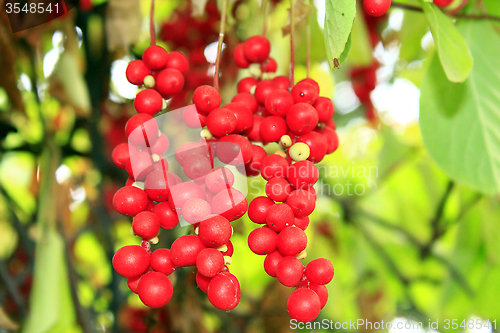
[
  {"x1": 391, "y1": 1, "x2": 500, "y2": 22},
  {"x1": 431, "y1": 253, "x2": 475, "y2": 297}
]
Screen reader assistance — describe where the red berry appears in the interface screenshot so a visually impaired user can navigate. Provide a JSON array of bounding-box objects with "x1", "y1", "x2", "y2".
[
  {"x1": 175, "y1": 142, "x2": 209, "y2": 166},
  {"x1": 276, "y1": 256, "x2": 304, "y2": 287},
  {"x1": 207, "y1": 108, "x2": 237, "y2": 137},
  {"x1": 222, "y1": 240, "x2": 234, "y2": 257},
  {"x1": 182, "y1": 198, "x2": 212, "y2": 224},
  {"x1": 266, "y1": 203, "x2": 294, "y2": 232},
  {"x1": 170, "y1": 235, "x2": 205, "y2": 267},
  {"x1": 152, "y1": 202, "x2": 179, "y2": 230},
  {"x1": 259, "y1": 116, "x2": 287, "y2": 144},
  {"x1": 260, "y1": 154, "x2": 288, "y2": 180},
  {"x1": 183, "y1": 104, "x2": 207, "y2": 128},
  {"x1": 308, "y1": 284, "x2": 328, "y2": 309},
  {"x1": 142, "y1": 45, "x2": 169, "y2": 70},
  {"x1": 205, "y1": 167, "x2": 234, "y2": 194},
  {"x1": 193, "y1": 85, "x2": 221, "y2": 114},
  {"x1": 150, "y1": 134, "x2": 170, "y2": 155},
  {"x1": 224, "y1": 102, "x2": 254, "y2": 133},
  {"x1": 144, "y1": 170, "x2": 170, "y2": 201},
  {"x1": 198, "y1": 215, "x2": 232, "y2": 247},
  {"x1": 126, "y1": 60, "x2": 150, "y2": 85},
  {"x1": 132, "y1": 211, "x2": 161, "y2": 239},
  {"x1": 150, "y1": 249, "x2": 176, "y2": 276},
  {"x1": 265, "y1": 90, "x2": 294, "y2": 117},
  {"x1": 155, "y1": 68, "x2": 185, "y2": 98},
  {"x1": 287, "y1": 288, "x2": 321, "y2": 322},
  {"x1": 297, "y1": 131, "x2": 328, "y2": 163},
  {"x1": 248, "y1": 196, "x2": 274, "y2": 224},
  {"x1": 236, "y1": 77, "x2": 258, "y2": 94},
  {"x1": 286, "y1": 189, "x2": 316, "y2": 218},
  {"x1": 298, "y1": 78, "x2": 320, "y2": 96},
  {"x1": 112, "y1": 143, "x2": 139, "y2": 169},
  {"x1": 287, "y1": 160, "x2": 319, "y2": 189},
  {"x1": 363, "y1": 0, "x2": 391, "y2": 16},
  {"x1": 272, "y1": 75, "x2": 290, "y2": 90},
  {"x1": 134, "y1": 89, "x2": 163, "y2": 115},
  {"x1": 277, "y1": 226, "x2": 307, "y2": 256},
  {"x1": 261, "y1": 57, "x2": 277, "y2": 73},
  {"x1": 168, "y1": 182, "x2": 206, "y2": 210},
  {"x1": 211, "y1": 188, "x2": 248, "y2": 221},
  {"x1": 244, "y1": 115, "x2": 263, "y2": 142},
  {"x1": 125, "y1": 151, "x2": 154, "y2": 181},
  {"x1": 196, "y1": 248, "x2": 225, "y2": 277},
  {"x1": 216, "y1": 134, "x2": 253, "y2": 165},
  {"x1": 317, "y1": 126, "x2": 339, "y2": 154},
  {"x1": 265, "y1": 177, "x2": 292, "y2": 202},
  {"x1": 286, "y1": 103, "x2": 319, "y2": 135},
  {"x1": 196, "y1": 271, "x2": 212, "y2": 293},
  {"x1": 165, "y1": 51, "x2": 189, "y2": 73},
  {"x1": 232, "y1": 93, "x2": 258, "y2": 113},
  {"x1": 313, "y1": 97, "x2": 334, "y2": 123},
  {"x1": 245, "y1": 145, "x2": 267, "y2": 177},
  {"x1": 433, "y1": 0, "x2": 453, "y2": 7},
  {"x1": 243, "y1": 36, "x2": 271, "y2": 63},
  {"x1": 294, "y1": 217, "x2": 310, "y2": 230},
  {"x1": 233, "y1": 44, "x2": 251, "y2": 68},
  {"x1": 127, "y1": 273, "x2": 144, "y2": 294},
  {"x1": 208, "y1": 273, "x2": 240, "y2": 310},
  {"x1": 248, "y1": 226, "x2": 278, "y2": 255},
  {"x1": 305, "y1": 258, "x2": 334, "y2": 285},
  {"x1": 112, "y1": 245, "x2": 150, "y2": 277},
  {"x1": 264, "y1": 251, "x2": 284, "y2": 277},
  {"x1": 254, "y1": 80, "x2": 278, "y2": 105},
  {"x1": 113, "y1": 186, "x2": 149, "y2": 217},
  {"x1": 325, "y1": 119, "x2": 336, "y2": 130},
  {"x1": 125, "y1": 114, "x2": 159, "y2": 147},
  {"x1": 183, "y1": 153, "x2": 212, "y2": 180},
  {"x1": 138, "y1": 272, "x2": 173, "y2": 308}
]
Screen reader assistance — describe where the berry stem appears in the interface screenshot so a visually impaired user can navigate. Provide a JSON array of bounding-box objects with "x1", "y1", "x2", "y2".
[
  {"x1": 214, "y1": 0, "x2": 229, "y2": 91},
  {"x1": 150, "y1": 0, "x2": 156, "y2": 46},
  {"x1": 306, "y1": 15, "x2": 311, "y2": 78},
  {"x1": 262, "y1": 0, "x2": 269, "y2": 36},
  {"x1": 289, "y1": 0, "x2": 296, "y2": 88}
]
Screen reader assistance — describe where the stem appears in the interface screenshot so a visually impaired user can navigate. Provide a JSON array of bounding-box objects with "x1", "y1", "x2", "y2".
[
  {"x1": 214, "y1": 0, "x2": 228, "y2": 91},
  {"x1": 306, "y1": 15, "x2": 311, "y2": 78},
  {"x1": 262, "y1": 0, "x2": 269, "y2": 36},
  {"x1": 150, "y1": 0, "x2": 156, "y2": 46},
  {"x1": 391, "y1": 1, "x2": 500, "y2": 22},
  {"x1": 289, "y1": 0, "x2": 295, "y2": 88}
]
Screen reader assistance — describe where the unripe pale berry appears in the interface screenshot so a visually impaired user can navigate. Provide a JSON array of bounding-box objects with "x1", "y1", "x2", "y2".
[{"x1": 288, "y1": 143, "x2": 310, "y2": 162}]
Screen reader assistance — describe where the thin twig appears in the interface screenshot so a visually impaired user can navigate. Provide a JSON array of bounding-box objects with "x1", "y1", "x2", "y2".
[
  {"x1": 214, "y1": 0, "x2": 228, "y2": 91},
  {"x1": 262, "y1": 0, "x2": 269, "y2": 36},
  {"x1": 150, "y1": 0, "x2": 156, "y2": 46},
  {"x1": 391, "y1": 1, "x2": 500, "y2": 22},
  {"x1": 431, "y1": 253, "x2": 475, "y2": 297},
  {"x1": 0, "y1": 261, "x2": 26, "y2": 315},
  {"x1": 306, "y1": 15, "x2": 310, "y2": 78},
  {"x1": 289, "y1": 0, "x2": 295, "y2": 88}
]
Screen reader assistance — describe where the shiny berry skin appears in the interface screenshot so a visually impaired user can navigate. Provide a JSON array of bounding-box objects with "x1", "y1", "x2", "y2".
[
  {"x1": 248, "y1": 196, "x2": 275, "y2": 224},
  {"x1": 265, "y1": 90, "x2": 294, "y2": 117},
  {"x1": 170, "y1": 235, "x2": 205, "y2": 267},
  {"x1": 183, "y1": 104, "x2": 207, "y2": 128},
  {"x1": 165, "y1": 51, "x2": 189, "y2": 73},
  {"x1": 286, "y1": 103, "x2": 319, "y2": 135},
  {"x1": 297, "y1": 131, "x2": 328, "y2": 163},
  {"x1": 198, "y1": 214, "x2": 232, "y2": 248},
  {"x1": 254, "y1": 81, "x2": 278, "y2": 105},
  {"x1": 273, "y1": 75, "x2": 291, "y2": 90},
  {"x1": 183, "y1": 153, "x2": 212, "y2": 180},
  {"x1": 224, "y1": 102, "x2": 253, "y2": 133},
  {"x1": 144, "y1": 170, "x2": 170, "y2": 201},
  {"x1": 309, "y1": 284, "x2": 328, "y2": 309},
  {"x1": 127, "y1": 273, "x2": 144, "y2": 294},
  {"x1": 142, "y1": 45, "x2": 169, "y2": 70},
  {"x1": 305, "y1": 258, "x2": 334, "y2": 285},
  {"x1": 261, "y1": 57, "x2": 277, "y2": 73},
  {"x1": 287, "y1": 288, "x2": 321, "y2": 322},
  {"x1": 113, "y1": 186, "x2": 149, "y2": 217},
  {"x1": 150, "y1": 134, "x2": 170, "y2": 155},
  {"x1": 433, "y1": 0, "x2": 453, "y2": 7},
  {"x1": 286, "y1": 189, "x2": 316, "y2": 218},
  {"x1": 137, "y1": 272, "x2": 173, "y2": 308},
  {"x1": 287, "y1": 160, "x2": 319, "y2": 189},
  {"x1": 248, "y1": 226, "x2": 278, "y2": 255},
  {"x1": 132, "y1": 211, "x2": 161, "y2": 239},
  {"x1": 363, "y1": 0, "x2": 391, "y2": 16},
  {"x1": 125, "y1": 151, "x2": 154, "y2": 181},
  {"x1": 243, "y1": 36, "x2": 271, "y2": 63},
  {"x1": 134, "y1": 89, "x2": 163, "y2": 115},
  {"x1": 211, "y1": 188, "x2": 248, "y2": 221},
  {"x1": 237, "y1": 77, "x2": 258, "y2": 94},
  {"x1": 182, "y1": 198, "x2": 212, "y2": 224},
  {"x1": 205, "y1": 167, "x2": 235, "y2": 194},
  {"x1": 260, "y1": 154, "x2": 288, "y2": 180},
  {"x1": 313, "y1": 97, "x2": 334, "y2": 123},
  {"x1": 155, "y1": 68, "x2": 185, "y2": 98},
  {"x1": 298, "y1": 78, "x2": 320, "y2": 96},
  {"x1": 260, "y1": 116, "x2": 287, "y2": 144},
  {"x1": 245, "y1": 145, "x2": 267, "y2": 176},
  {"x1": 175, "y1": 142, "x2": 209, "y2": 166},
  {"x1": 232, "y1": 93, "x2": 258, "y2": 113},
  {"x1": 266, "y1": 203, "x2": 294, "y2": 232},
  {"x1": 233, "y1": 44, "x2": 250, "y2": 68},
  {"x1": 294, "y1": 217, "x2": 310, "y2": 230},
  {"x1": 150, "y1": 249, "x2": 176, "y2": 276},
  {"x1": 208, "y1": 273, "x2": 241, "y2": 311},
  {"x1": 196, "y1": 271, "x2": 212, "y2": 293},
  {"x1": 193, "y1": 85, "x2": 221, "y2": 114},
  {"x1": 126, "y1": 60, "x2": 150, "y2": 85},
  {"x1": 318, "y1": 127, "x2": 339, "y2": 154},
  {"x1": 244, "y1": 115, "x2": 263, "y2": 142},
  {"x1": 291, "y1": 82, "x2": 319, "y2": 104},
  {"x1": 152, "y1": 202, "x2": 179, "y2": 230},
  {"x1": 216, "y1": 134, "x2": 253, "y2": 165},
  {"x1": 196, "y1": 248, "x2": 225, "y2": 277},
  {"x1": 112, "y1": 245, "x2": 150, "y2": 277},
  {"x1": 265, "y1": 177, "x2": 291, "y2": 202},
  {"x1": 125, "y1": 114, "x2": 159, "y2": 147},
  {"x1": 276, "y1": 256, "x2": 304, "y2": 287},
  {"x1": 168, "y1": 182, "x2": 206, "y2": 210},
  {"x1": 277, "y1": 226, "x2": 307, "y2": 256},
  {"x1": 264, "y1": 251, "x2": 284, "y2": 277},
  {"x1": 112, "y1": 143, "x2": 139, "y2": 169},
  {"x1": 207, "y1": 108, "x2": 237, "y2": 137}
]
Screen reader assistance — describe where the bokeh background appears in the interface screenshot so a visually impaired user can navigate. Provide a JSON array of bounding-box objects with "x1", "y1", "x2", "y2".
[{"x1": 0, "y1": 0, "x2": 499, "y2": 332}]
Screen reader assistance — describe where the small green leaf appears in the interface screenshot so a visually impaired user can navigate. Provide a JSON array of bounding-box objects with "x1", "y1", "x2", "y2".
[
  {"x1": 420, "y1": 0, "x2": 473, "y2": 82},
  {"x1": 324, "y1": 0, "x2": 356, "y2": 70}
]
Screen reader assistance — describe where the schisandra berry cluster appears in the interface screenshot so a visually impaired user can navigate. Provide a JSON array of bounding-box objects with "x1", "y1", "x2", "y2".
[{"x1": 363, "y1": 0, "x2": 452, "y2": 17}]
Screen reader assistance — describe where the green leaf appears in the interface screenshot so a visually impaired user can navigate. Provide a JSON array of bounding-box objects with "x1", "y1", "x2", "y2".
[
  {"x1": 22, "y1": 230, "x2": 76, "y2": 333},
  {"x1": 420, "y1": 0, "x2": 473, "y2": 82},
  {"x1": 483, "y1": 0, "x2": 500, "y2": 16},
  {"x1": 420, "y1": 21, "x2": 500, "y2": 194},
  {"x1": 347, "y1": 6, "x2": 372, "y2": 66},
  {"x1": 399, "y1": 10, "x2": 429, "y2": 62},
  {"x1": 324, "y1": 0, "x2": 356, "y2": 70}
]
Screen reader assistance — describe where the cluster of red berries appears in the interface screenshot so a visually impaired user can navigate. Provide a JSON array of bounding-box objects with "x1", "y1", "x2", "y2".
[{"x1": 363, "y1": 0, "x2": 451, "y2": 17}]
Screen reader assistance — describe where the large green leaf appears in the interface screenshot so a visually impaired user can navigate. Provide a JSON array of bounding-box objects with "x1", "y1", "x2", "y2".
[
  {"x1": 324, "y1": 0, "x2": 356, "y2": 70},
  {"x1": 420, "y1": 21, "x2": 500, "y2": 194},
  {"x1": 420, "y1": 0, "x2": 473, "y2": 82}
]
